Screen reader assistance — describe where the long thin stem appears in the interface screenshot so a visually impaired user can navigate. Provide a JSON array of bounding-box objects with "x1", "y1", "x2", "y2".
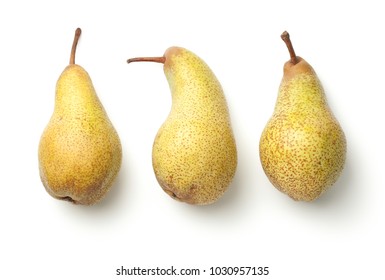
[
  {"x1": 70, "y1": 28, "x2": 82, "y2": 65},
  {"x1": 281, "y1": 31, "x2": 298, "y2": 65},
  {"x1": 127, "y1": 56, "x2": 166, "y2": 64}
]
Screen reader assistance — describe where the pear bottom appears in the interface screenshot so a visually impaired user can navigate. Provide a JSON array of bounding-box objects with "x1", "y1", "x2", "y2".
[
  {"x1": 38, "y1": 120, "x2": 122, "y2": 206},
  {"x1": 154, "y1": 174, "x2": 231, "y2": 205},
  {"x1": 259, "y1": 120, "x2": 346, "y2": 201},
  {"x1": 152, "y1": 132, "x2": 237, "y2": 206}
]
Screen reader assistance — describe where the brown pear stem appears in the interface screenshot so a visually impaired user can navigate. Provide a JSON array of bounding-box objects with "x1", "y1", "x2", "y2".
[
  {"x1": 281, "y1": 31, "x2": 297, "y2": 65},
  {"x1": 70, "y1": 28, "x2": 82, "y2": 65},
  {"x1": 127, "y1": 56, "x2": 166, "y2": 64}
]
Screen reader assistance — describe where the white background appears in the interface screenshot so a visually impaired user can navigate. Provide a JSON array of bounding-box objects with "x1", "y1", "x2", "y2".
[{"x1": 1, "y1": 0, "x2": 384, "y2": 279}]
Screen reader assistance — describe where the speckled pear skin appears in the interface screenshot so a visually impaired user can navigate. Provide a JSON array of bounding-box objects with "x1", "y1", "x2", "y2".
[
  {"x1": 153, "y1": 47, "x2": 237, "y2": 205},
  {"x1": 259, "y1": 57, "x2": 346, "y2": 201},
  {"x1": 38, "y1": 64, "x2": 122, "y2": 206}
]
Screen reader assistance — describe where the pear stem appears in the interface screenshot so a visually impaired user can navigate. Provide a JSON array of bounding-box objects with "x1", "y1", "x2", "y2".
[
  {"x1": 127, "y1": 56, "x2": 166, "y2": 64},
  {"x1": 281, "y1": 31, "x2": 297, "y2": 65},
  {"x1": 70, "y1": 28, "x2": 82, "y2": 65}
]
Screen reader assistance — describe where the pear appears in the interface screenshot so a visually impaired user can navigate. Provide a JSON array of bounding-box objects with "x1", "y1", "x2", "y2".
[
  {"x1": 259, "y1": 31, "x2": 346, "y2": 201},
  {"x1": 127, "y1": 47, "x2": 237, "y2": 205},
  {"x1": 38, "y1": 28, "x2": 122, "y2": 205}
]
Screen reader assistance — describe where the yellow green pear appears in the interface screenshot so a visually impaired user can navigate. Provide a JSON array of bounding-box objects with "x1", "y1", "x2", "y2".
[
  {"x1": 38, "y1": 28, "x2": 122, "y2": 205},
  {"x1": 127, "y1": 47, "x2": 237, "y2": 205},
  {"x1": 259, "y1": 31, "x2": 346, "y2": 201}
]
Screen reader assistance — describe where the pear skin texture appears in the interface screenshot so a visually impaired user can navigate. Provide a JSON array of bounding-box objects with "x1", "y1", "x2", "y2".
[
  {"x1": 152, "y1": 47, "x2": 237, "y2": 205},
  {"x1": 38, "y1": 65, "x2": 122, "y2": 205},
  {"x1": 259, "y1": 57, "x2": 346, "y2": 201}
]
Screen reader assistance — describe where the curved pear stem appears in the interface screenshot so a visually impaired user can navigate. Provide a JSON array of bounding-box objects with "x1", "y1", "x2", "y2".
[
  {"x1": 70, "y1": 28, "x2": 82, "y2": 65},
  {"x1": 281, "y1": 31, "x2": 298, "y2": 65},
  {"x1": 127, "y1": 56, "x2": 166, "y2": 64}
]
